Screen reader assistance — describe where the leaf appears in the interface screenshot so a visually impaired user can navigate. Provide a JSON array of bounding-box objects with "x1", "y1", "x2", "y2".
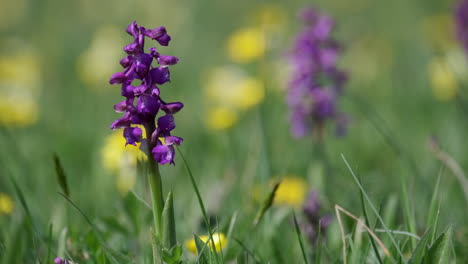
[
  {"x1": 58, "y1": 193, "x2": 132, "y2": 264},
  {"x1": 359, "y1": 180, "x2": 383, "y2": 264},
  {"x1": 53, "y1": 153, "x2": 70, "y2": 198},
  {"x1": 232, "y1": 237, "x2": 263, "y2": 263},
  {"x1": 45, "y1": 224, "x2": 53, "y2": 264},
  {"x1": 57, "y1": 227, "x2": 67, "y2": 259},
  {"x1": 408, "y1": 226, "x2": 432, "y2": 264},
  {"x1": 424, "y1": 226, "x2": 452, "y2": 264},
  {"x1": 426, "y1": 168, "x2": 443, "y2": 244},
  {"x1": 162, "y1": 191, "x2": 176, "y2": 249},
  {"x1": 162, "y1": 244, "x2": 183, "y2": 264},
  {"x1": 293, "y1": 211, "x2": 309, "y2": 264},
  {"x1": 253, "y1": 181, "x2": 280, "y2": 226},
  {"x1": 314, "y1": 220, "x2": 322, "y2": 264},
  {"x1": 341, "y1": 154, "x2": 403, "y2": 260},
  {"x1": 400, "y1": 170, "x2": 417, "y2": 251},
  {"x1": 177, "y1": 147, "x2": 220, "y2": 263},
  {"x1": 194, "y1": 234, "x2": 211, "y2": 264}
]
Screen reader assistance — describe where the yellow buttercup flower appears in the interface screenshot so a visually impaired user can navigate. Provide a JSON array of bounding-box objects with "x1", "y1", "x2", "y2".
[
  {"x1": 77, "y1": 25, "x2": 124, "y2": 88},
  {"x1": 342, "y1": 36, "x2": 394, "y2": 83},
  {"x1": 429, "y1": 57, "x2": 458, "y2": 101},
  {"x1": 273, "y1": 177, "x2": 307, "y2": 208},
  {"x1": 227, "y1": 27, "x2": 265, "y2": 63},
  {"x1": 185, "y1": 233, "x2": 227, "y2": 254},
  {"x1": 421, "y1": 14, "x2": 456, "y2": 51},
  {"x1": 252, "y1": 4, "x2": 287, "y2": 32},
  {"x1": 206, "y1": 107, "x2": 238, "y2": 130},
  {"x1": 0, "y1": 193, "x2": 14, "y2": 215},
  {"x1": 101, "y1": 128, "x2": 147, "y2": 194},
  {"x1": 0, "y1": 0, "x2": 27, "y2": 30},
  {"x1": 235, "y1": 78, "x2": 264, "y2": 109},
  {"x1": 0, "y1": 45, "x2": 41, "y2": 127},
  {"x1": 204, "y1": 66, "x2": 264, "y2": 110}
]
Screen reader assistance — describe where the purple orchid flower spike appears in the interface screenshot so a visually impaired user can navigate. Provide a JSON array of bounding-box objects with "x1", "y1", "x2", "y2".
[
  {"x1": 456, "y1": 0, "x2": 468, "y2": 55},
  {"x1": 109, "y1": 21, "x2": 183, "y2": 165},
  {"x1": 302, "y1": 191, "x2": 332, "y2": 244},
  {"x1": 288, "y1": 7, "x2": 349, "y2": 139}
]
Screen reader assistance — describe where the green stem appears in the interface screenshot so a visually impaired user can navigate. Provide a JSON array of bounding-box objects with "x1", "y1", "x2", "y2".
[
  {"x1": 148, "y1": 159, "x2": 164, "y2": 239},
  {"x1": 144, "y1": 124, "x2": 165, "y2": 263}
]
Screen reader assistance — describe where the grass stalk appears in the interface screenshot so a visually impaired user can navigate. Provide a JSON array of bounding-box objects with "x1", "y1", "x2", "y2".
[
  {"x1": 341, "y1": 154, "x2": 404, "y2": 261},
  {"x1": 293, "y1": 211, "x2": 309, "y2": 264}
]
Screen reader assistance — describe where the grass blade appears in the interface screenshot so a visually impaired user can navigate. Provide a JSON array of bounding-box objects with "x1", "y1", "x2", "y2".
[
  {"x1": 9, "y1": 176, "x2": 43, "y2": 261},
  {"x1": 425, "y1": 226, "x2": 452, "y2": 264},
  {"x1": 161, "y1": 191, "x2": 176, "y2": 249},
  {"x1": 225, "y1": 211, "x2": 238, "y2": 252},
  {"x1": 314, "y1": 220, "x2": 322, "y2": 264},
  {"x1": 408, "y1": 227, "x2": 432, "y2": 264},
  {"x1": 58, "y1": 193, "x2": 132, "y2": 264},
  {"x1": 176, "y1": 147, "x2": 220, "y2": 263},
  {"x1": 428, "y1": 138, "x2": 468, "y2": 206},
  {"x1": 426, "y1": 168, "x2": 443, "y2": 243},
  {"x1": 253, "y1": 181, "x2": 280, "y2": 226},
  {"x1": 194, "y1": 234, "x2": 211, "y2": 264},
  {"x1": 233, "y1": 237, "x2": 263, "y2": 263},
  {"x1": 53, "y1": 153, "x2": 70, "y2": 198},
  {"x1": 399, "y1": 170, "x2": 417, "y2": 250},
  {"x1": 57, "y1": 227, "x2": 67, "y2": 259},
  {"x1": 46, "y1": 223, "x2": 53, "y2": 264},
  {"x1": 341, "y1": 154, "x2": 404, "y2": 260},
  {"x1": 359, "y1": 180, "x2": 384, "y2": 264},
  {"x1": 293, "y1": 211, "x2": 309, "y2": 264}
]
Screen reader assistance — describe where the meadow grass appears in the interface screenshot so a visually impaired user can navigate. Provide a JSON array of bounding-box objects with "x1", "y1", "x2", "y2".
[{"x1": 1, "y1": 0, "x2": 468, "y2": 263}]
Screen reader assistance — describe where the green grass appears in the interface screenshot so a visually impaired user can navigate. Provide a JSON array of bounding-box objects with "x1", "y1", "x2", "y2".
[{"x1": 1, "y1": 0, "x2": 468, "y2": 263}]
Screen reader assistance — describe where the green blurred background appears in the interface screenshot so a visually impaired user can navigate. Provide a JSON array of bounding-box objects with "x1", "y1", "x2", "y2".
[{"x1": 1, "y1": 0, "x2": 468, "y2": 262}]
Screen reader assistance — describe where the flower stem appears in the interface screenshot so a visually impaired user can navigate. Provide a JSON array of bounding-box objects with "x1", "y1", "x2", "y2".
[
  {"x1": 148, "y1": 158, "x2": 164, "y2": 240},
  {"x1": 144, "y1": 124, "x2": 164, "y2": 263}
]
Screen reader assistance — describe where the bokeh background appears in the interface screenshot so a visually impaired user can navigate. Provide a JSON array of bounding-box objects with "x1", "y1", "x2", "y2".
[{"x1": 1, "y1": 0, "x2": 468, "y2": 262}]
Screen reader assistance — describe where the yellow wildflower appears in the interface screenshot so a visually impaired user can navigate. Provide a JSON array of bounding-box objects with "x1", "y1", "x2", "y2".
[
  {"x1": 421, "y1": 14, "x2": 456, "y2": 52},
  {"x1": 227, "y1": 27, "x2": 265, "y2": 63},
  {"x1": 235, "y1": 78, "x2": 264, "y2": 109},
  {"x1": 206, "y1": 107, "x2": 238, "y2": 131},
  {"x1": 0, "y1": 193, "x2": 14, "y2": 215},
  {"x1": 101, "y1": 129, "x2": 147, "y2": 194},
  {"x1": 251, "y1": 4, "x2": 287, "y2": 32},
  {"x1": 274, "y1": 177, "x2": 307, "y2": 207},
  {"x1": 0, "y1": 44, "x2": 41, "y2": 127},
  {"x1": 429, "y1": 57, "x2": 458, "y2": 101},
  {"x1": 342, "y1": 36, "x2": 394, "y2": 83},
  {"x1": 185, "y1": 233, "x2": 227, "y2": 254},
  {"x1": 77, "y1": 25, "x2": 124, "y2": 89},
  {"x1": 204, "y1": 66, "x2": 264, "y2": 110},
  {"x1": 0, "y1": 0, "x2": 27, "y2": 30}
]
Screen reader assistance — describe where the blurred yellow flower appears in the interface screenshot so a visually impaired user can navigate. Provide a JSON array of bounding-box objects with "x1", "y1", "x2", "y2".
[
  {"x1": 429, "y1": 57, "x2": 458, "y2": 101},
  {"x1": 251, "y1": 4, "x2": 287, "y2": 33},
  {"x1": 274, "y1": 177, "x2": 307, "y2": 207},
  {"x1": 101, "y1": 129, "x2": 147, "y2": 194},
  {"x1": 205, "y1": 66, "x2": 264, "y2": 110},
  {"x1": 421, "y1": 14, "x2": 456, "y2": 52},
  {"x1": 227, "y1": 27, "x2": 265, "y2": 63},
  {"x1": 0, "y1": 193, "x2": 14, "y2": 215},
  {"x1": 342, "y1": 36, "x2": 394, "y2": 83},
  {"x1": 0, "y1": 43, "x2": 41, "y2": 127},
  {"x1": 185, "y1": 233, "x2": 227, "y2": 254},
  {"x1": 77, "y1": 25, "x2": 124, "y2": 88},
  {"x1": 236, "y1": 79, "x2": 264, "y2": 109},
  {"x1": 0, "y1": 0, "x2": 27, "y2": 30},
  {"x1": 206, "y1": 107, "x2": 238, "y2": 131}
]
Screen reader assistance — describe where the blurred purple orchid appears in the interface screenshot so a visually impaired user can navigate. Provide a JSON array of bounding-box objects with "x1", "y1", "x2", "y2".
[{"x1": 288, "y1": 7, "x2": 348, "y2": 139}]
